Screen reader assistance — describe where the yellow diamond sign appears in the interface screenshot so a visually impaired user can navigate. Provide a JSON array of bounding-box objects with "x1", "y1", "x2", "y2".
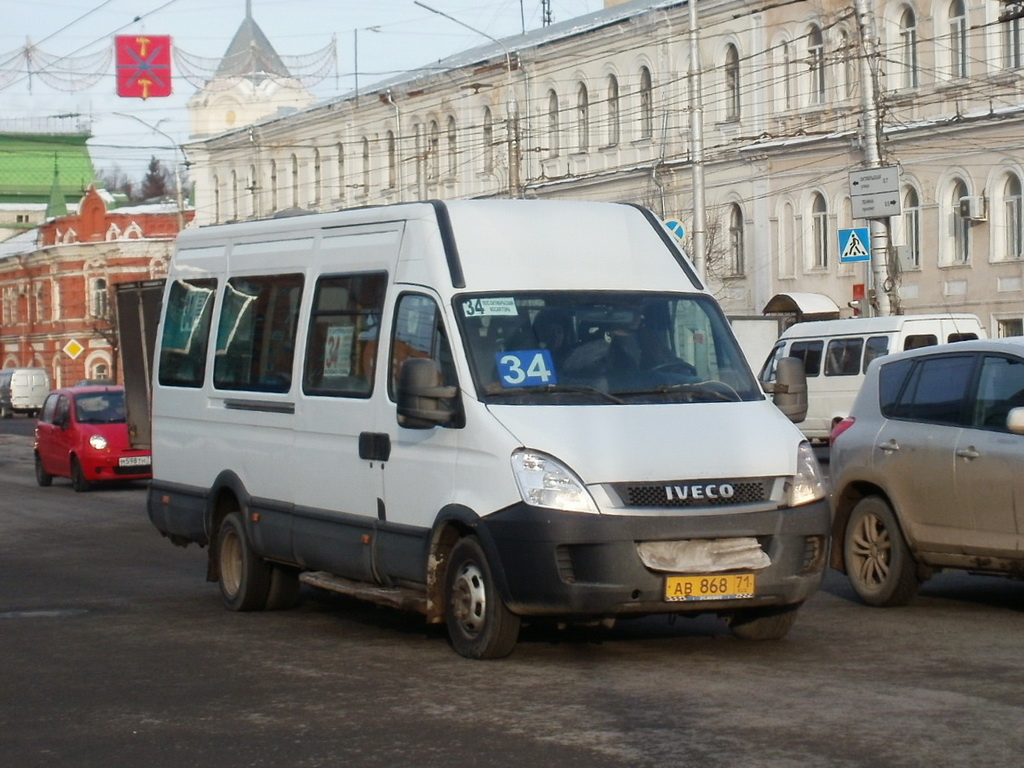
[{"x1": 63, "y1": 339, "x2": 85, "y2": 359}]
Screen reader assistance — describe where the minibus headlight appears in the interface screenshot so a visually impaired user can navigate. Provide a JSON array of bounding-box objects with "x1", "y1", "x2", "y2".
[
  {"x1": 511, "y1": 449, "x2": 599, "y2": 514},
  {"x1": 89, "y1": 434, "x2": 108, "y2": 450},
  {"x1": 786, "y1": 441, "x2": 827, "y2": 507}
]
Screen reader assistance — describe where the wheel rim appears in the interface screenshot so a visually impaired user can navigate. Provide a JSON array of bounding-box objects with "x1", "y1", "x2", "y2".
[
  {"x1": 849, "y1": 510, "x2": 892, "y2": 589},
  {"x1": 220, "y1": 527, "x2": 243, "y2": 598},
  {"x1": 451, "y1": 561, "x2": 487, "y2": 637}
]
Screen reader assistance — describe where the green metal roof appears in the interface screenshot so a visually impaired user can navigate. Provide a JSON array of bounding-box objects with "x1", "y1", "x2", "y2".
[{"x1": 0, "y1": 132, "x2": 96, "y2": 205}]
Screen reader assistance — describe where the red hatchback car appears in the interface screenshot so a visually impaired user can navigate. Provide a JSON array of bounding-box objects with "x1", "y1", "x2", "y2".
[{"x1": 34, "y1": 385, "x2": 152, "y2": 491}]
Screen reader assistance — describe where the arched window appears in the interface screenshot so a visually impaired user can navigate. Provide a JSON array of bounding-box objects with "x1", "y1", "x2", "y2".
[
  {"x1": 728, "y1": 203, "x2": 745, "y2": 276},
  {"x1": 361, "y1": 137, "x2": 371, "y2": 195},
  {"x1": 249, "y1": 164, "x2": 258, "y2": 217},
  {"x1": 639, "y1": 66, "x2": 654, "y2": 140},
  {"x1": 291, "y1": 154, "x2": 300, "y2": 208},
  {"x1": 577, "y1": 82, "x2": 589, "y2": 152},
  {"x1": 808, "y1": 25, "x2": 826, "y2": 105},
  {"x1": 782, "y1": 40, "x2": 795, "y2": 110},
  {"x1": 949, "y1": 0, "x2": 968, "y2": 78},
  {"x1": 482, "y1": 107, "x2": 494, "y2": 173},
  {"x1": 812, "y1": 193, "x2": 829, "y2": 268},
  {"x1": 606, "y1": 74, "x2": 620, "y2": 146},
  {"x1": 336, "y1": 142, "x2": 346, "y2": 202},
  {"x1": 447, "y1": 116, "x2": 458, "y2": 179},
  {"x1": 213, "y1": 174, "x2": 221, "y2": 221},
  {"x1": 838, "y1": 30, "x2": 857, "y2": 98},
  {"x1": 231, "y1": 170, "x2": 239, "y2": 220},
  {"x1": 899, "y1": 8, "x2": 920, "y2": 89},
  {"x1": 312, "y1": 149, "x2": 322, "y2": 206},
  {"x1": 428, "y1": 120, "x2": 440, "y2": 182},
  {"x1": 902, "y1": 187, "x2": 921, "y2": 269},
  {"x1": 951, "y1": 179, "x2": 970, "y2": 263},
  {"x1": 270, "y1": 160, "x2": 278, "y2": 212},
  {"x1": 724, "y1": 44, "x2": 740, "y2": 120},
  {"x1": 1005, "y1": 11, "x2": 1023, "y2": 68},
  {"x1": 386, "y1": 131, "x2": 397, "y2": 189},
  {"x1": 1005, "y1": 174, "x2": 1024, "y2": 260},
  {"x1": 547, "y1": 90, "x2": 560, "y2": 158},
  {"x1": 92, "y1": 278, "x2": 109, "y2": 319}
]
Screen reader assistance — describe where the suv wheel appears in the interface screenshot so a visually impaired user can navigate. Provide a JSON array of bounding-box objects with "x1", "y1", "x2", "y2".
[{"x1": 843, "y1": 496, "x2": 920, "y2": 607}]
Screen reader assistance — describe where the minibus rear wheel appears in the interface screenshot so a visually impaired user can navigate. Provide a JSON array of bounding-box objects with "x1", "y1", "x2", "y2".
[
  {"x1": 217, "y1": 511, "x2": 271, "y2": 611},
  {"x1": 445, "y1": 536, "x2": 521, "y2": 660}
]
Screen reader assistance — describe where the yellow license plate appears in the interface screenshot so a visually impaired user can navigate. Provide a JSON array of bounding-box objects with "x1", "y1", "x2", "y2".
[{"x1": 665, "y1": 573, "x2": 756, "y2": 602}]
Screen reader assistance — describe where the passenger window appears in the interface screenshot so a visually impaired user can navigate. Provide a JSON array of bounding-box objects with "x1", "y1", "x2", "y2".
[
  {"x1": 878, "y1": 358, "x2": 914, "y2": 417},
  {"x1": 389, "y1": 294, "x2": 458, "y2": 400},
  {"x1": 213, "y1": 274, "x2": 304, "y2": 393},
  {"x1": 948, "y1": 332, "x2": 979, "y2": 343},
  {"x1": 863, "y1": 336, "x2": 889, "y2": 373},
  {"x1": 903, "y1": 334, "x2": 937, "y2": 351},
  {"x1": 789, "y1": 340, "x2": 823, "y2": 377},
  {"x1": 972, "y1": 355, "x2": 1024, "y2": 430},
  {"x1": 891, "y1": 354, "x2": 974, "y2": 425},
  {"x1": 158, "y1": 278, "x2": 218, "y2": 388},
  {"x1": 303, "y1": 273, "x2": 387, "y2": 398},
  {"x1": 824, "y1": 337, "x2": 863, "y2": 376}
]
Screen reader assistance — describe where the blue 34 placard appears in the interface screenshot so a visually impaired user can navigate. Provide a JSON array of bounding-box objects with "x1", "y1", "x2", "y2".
[{"x1": 496, "y1": 350, "x2": 557, "y2": 387}]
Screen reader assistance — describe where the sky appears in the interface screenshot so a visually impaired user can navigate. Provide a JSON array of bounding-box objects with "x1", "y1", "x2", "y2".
[{"x1": 2, "y1": 0, "x2": 607, "y2": 181}]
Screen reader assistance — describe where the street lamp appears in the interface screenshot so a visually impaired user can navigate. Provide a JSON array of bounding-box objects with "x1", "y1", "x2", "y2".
[{"x1": 113, "y1": 112, "x2": 186, "y2": 231}]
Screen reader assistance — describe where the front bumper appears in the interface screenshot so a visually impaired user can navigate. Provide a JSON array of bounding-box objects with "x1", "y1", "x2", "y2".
[{"x1": 477, "y1": 498, "x2": 831, "y2": 618}]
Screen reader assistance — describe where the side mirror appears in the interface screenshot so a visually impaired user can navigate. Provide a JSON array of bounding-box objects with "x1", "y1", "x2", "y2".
[
  {"x1": 396, "y1": 357, "x2": 462, "y2": 429},
  {"x1": 771, "y1": 356, "x2": 808, "y2": 423},
  {"x1": 1007, "y1": 407, "x2": 1024, "y2": 435}
]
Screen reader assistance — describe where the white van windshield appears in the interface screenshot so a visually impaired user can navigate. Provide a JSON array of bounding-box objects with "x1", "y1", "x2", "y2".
[{"x1": 455, "y1": 292, "x2": 761, "y2": 404}]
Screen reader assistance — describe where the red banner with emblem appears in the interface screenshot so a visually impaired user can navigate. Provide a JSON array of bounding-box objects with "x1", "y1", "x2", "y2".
[{"x1": 115, "y1": 35, "x2": 172, "y2": 99}]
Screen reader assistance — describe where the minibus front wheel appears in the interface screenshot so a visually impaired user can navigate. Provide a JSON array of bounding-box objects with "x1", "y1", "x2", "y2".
[{"x1": 445, "y1": 536, "x2": 521, "y2": 660}]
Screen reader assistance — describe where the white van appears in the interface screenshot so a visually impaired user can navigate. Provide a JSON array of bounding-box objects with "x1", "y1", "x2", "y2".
[
  {"x1": 0, "y1": 367, "x2": 51, "y2": 418},
  {"x1": 146, "y1": 200, "x2": 829, "y2": 658},
  {"x1": 759, "y1": 313, "x2": 985, "y2": 441}
]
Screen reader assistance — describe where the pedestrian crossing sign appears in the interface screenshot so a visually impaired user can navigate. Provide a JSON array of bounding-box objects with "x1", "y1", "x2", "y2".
[{"x1": 838, "y1": 227, "x2": 871, "y2": 263}]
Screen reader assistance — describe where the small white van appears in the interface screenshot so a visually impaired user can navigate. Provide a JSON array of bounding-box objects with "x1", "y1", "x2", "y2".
[
  {"x1": 759, "y1": 313, "x2": 985, "y2": 441},
  {"x1": 0, "y1": 367, "x2": 51, "y2": 418},
  {"x1": 146, "y1": 200, "x2": 830, "y2": 658}
]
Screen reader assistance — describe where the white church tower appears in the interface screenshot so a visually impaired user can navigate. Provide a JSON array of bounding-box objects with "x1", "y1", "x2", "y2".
[{"x1": 187, "y1": 0, "x2": 317, "y2": 139}]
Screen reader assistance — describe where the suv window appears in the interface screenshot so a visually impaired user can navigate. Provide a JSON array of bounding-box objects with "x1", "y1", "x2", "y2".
[
  {"x1": 890, "y1": 354, "x2": 974, "y2": 425},
  {"x1": 972, "y1": 354, "x2": 1024, "y2": 429},
  {"x1": 878, "y1": 358, "x2": 914, "y2": 417}
]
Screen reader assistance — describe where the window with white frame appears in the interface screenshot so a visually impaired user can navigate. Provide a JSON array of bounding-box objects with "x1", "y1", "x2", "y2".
[
  {"x1": 249, "y1": 164, "x2": 258, "y2": 217},
  {"x1": 899, "y1": 8, "x2": 920, "y2": 89},
  {"x1": 606, "y1": 74, "x2": 620, "y2": 146},
  {"x1": 808, "y1": 25, "x2": 826, "y2": 105},
  {"x1": 812, "y1": 193, "x2": 829, "y2": 268},
  {"x1": 92, "y1": 277, "x2": 109, "y2": 319},
  {"x1": 952, "y1": 179, "x2": 971, "y2": 264},
  {"x1": 361, "y1": 137, "x2": 371, "y2": 195},
  {"x1": 483, "y1": 107, "x2": 494, "y2": 173},
  {"x1": 428, "y1": 121, "x2": 439, "y2": 183},
  {"x1": 728, "y1": 203, "x2": 745, "y2": 276},
  {"x1": 270, "y1": 160, "x2": 278, "y2": 212},
  {"x1": 313, "y1": 149, "x2": 322, "y2": 206},
  {"x1": 577, "y1": 82, "x2": 589, "y2": 152},
  {"x1": 336, "y1": 143, "x2": 345, "y2": 203},
  {"x1": 639, "y1": 67, "x2": 654, "y2": 140},
  {"x1": 782, "y1": 40, "x2": 795, "y2": 110},
  {"x1": 213, "y1": 175, "x2": 221, "y2": 222},
  {"x1": 231, "y1": 170, "x2": 239, "y2": 220},
  {"x1": 949, "y1": 0, "x2": 968, "y2": 78},
  {"x1": 902, "y1": 187, "x2": 921, "y2": 269},
  {"x1": 1005, "y1": 173, "x2": 1024, "y2": 260},
  {"x1": 1005, "y1": 13, "x2": 1023, "y2": 69},
  {"x1": 447, "y1": 116, "x2": 457, "y2": 180},
  {"x1": 386, "y1": 132, "x2": 397, "y2": 189},
  {"x1": 547, "y1": 90, "x2": 560, "y2": 158},
  {"x1": 291, "y1": 154, "x2": 299, "y2": 208},
  {"x1": 724, "y1": 44, "x2": 740, "y2": 120}
]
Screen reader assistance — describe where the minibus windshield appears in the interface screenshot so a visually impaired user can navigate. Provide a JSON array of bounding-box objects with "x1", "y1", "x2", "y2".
[{"x1": 455, "y1": 292, "x2": 763, "y2": 404}]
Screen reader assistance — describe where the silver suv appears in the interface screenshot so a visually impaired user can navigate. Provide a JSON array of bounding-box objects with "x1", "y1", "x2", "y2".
[{"x1": 830, "y1": 337, "x2": 1024, "y2": 606}]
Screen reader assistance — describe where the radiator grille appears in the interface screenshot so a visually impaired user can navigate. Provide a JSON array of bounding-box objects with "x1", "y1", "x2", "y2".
[{"x1": 616, "y1": 478, "x2": 772, "y2": 508}]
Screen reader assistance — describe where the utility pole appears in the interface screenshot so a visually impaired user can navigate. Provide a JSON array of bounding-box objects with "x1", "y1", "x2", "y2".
[
  {"x1": 688, "y1": 0, "x2": 707, "y2": 282},
  {"x1": 853, "y1": 0, "x2": 892, "y2": 316}
]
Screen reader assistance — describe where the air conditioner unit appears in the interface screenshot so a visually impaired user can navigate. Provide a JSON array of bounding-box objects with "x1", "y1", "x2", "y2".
[{"x1": 959, "y1": 195, "x2": 987, "y2": 221}]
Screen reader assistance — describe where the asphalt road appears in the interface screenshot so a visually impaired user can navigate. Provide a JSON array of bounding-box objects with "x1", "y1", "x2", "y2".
[{"x1": 2, "y1": 428, "x2": 1023, "y2": 768}]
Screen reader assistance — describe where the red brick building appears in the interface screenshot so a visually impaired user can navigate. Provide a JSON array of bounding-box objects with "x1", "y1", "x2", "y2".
[{"x1": 0, "y1": 186, "x2": 193, "y2": 387}]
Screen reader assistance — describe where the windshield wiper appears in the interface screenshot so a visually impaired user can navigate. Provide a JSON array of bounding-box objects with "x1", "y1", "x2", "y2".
[
  {"x1": 490, "y1": 384, "x2": 624, "y2": 404},
  {"x1": 616, "y1": 382, "x2": 741, "y2": 402}
]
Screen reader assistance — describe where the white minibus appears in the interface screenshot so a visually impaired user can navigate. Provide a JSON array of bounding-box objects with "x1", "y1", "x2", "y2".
[
  {"x1": 146, "y1": 200, "x2": 829, "y2": 658},
  {"x1": 759, "y1": 313, "x2": 985, "y2": 441},
  {"x1": 0, "y1": 367, "x2": 51, "y2": 418}
]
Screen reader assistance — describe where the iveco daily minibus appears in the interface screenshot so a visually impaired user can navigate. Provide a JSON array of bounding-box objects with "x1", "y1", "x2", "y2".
[{"x1": 146, "y1": 200, "x2": 829, "y2": 659}]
